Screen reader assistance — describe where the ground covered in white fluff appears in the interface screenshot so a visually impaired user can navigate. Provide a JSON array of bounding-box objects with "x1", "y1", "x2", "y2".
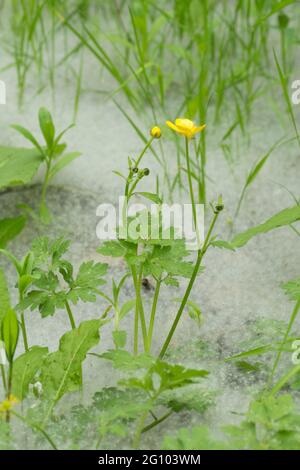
[{"x1": 0, "y1": 33, "x2": 300, "y2": 449}]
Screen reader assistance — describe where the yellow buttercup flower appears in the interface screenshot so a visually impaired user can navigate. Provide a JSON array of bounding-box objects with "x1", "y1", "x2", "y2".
[
  {"x1": 0, "y1": 395, "x2": 19, "y2": 413},
  {"x1": 166, "y1": 118, "x2": 206, "y2": 139},
  {"x1": 150, "y1": 126, "x2": 161, "y2": 138}
]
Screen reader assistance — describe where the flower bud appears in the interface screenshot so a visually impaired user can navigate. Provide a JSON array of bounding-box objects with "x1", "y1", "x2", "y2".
[
  {"x1": 214, "y1": 195, "x2": 224, "y2": 213},
  {"x1": 150, "y1": 126, "x2": 161, "y2": 139},
  {"x1": 278, "y1": 12, "x2": 289, "y2": 29},
  {"x1": 143, "y1": 168, "x2": 150, "y2": 176},
  {"x1": 132, "y1": 167, "x2": 139, "y2": 173}
]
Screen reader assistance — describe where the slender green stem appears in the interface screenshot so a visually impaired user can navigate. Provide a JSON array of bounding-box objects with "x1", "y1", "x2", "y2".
[
  {"x1": 268, "y1": 298, "x2": 300, "y2": 388},
  {"x1": 280, "y1": 28, "x2": 287, "y2": 76},
  {"x1": 65, "y1": 300, "x2": 76, "y2": 330},
  {"x1": 142, "y1": 410, "x2": 173, "y2": 434},
  {"x1": 6, "y1": 361, "x2": 13, "y2": 423},
  {"x1": 159, "y1": 212, "x2": 219, "y2": 359},
  {"x1": 185, "y1": 137, "x2": 200, "y2": 247},
  {"x1": 137, "y1": 271, "x2": 148, "y2": 351},
  {"x1": 19, "y1": 290, "x2": 29, "y2": 352},
  {"x1": 270, "y1": 362, "x2": 300, "y2": 397},
  {"x1": 135, "y1": 137, "x2": 154, "y2": 168},
  {"x1": 40, "y1": 160, "x2": 51, "y2": 214},
  {"x1": 20, "y1": 311, "x2": 29, "y2": 352},
  {"x1": 131, "y1": 264, "x2": 148, "y2": 353},
  {"x1": 146, "y1": 280, "x2": 161, "y2": 353},
  {"x1": 235, "y1": 185, "x2": 247, "y2": 219},
  {"x1": 132, "y1": 267, "x2": 139, "y2": 355},
  {"x1": 1, "y1": 364, "x2": 7, "y2": 393},
  {"x1": 132, "y1": 409, "x2": 149, "y2": 449},
  {"x1": 199, "y1": 131, "x2": 206, "y2": 205},
  {"x1": 132, "y1": 266, "x2": 148, "y2": 352}
]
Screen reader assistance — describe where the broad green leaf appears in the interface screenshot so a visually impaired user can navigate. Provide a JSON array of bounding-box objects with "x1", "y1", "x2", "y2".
[
  {"x1": 38, "y1": 108, "x2": 55, "y2": 149},
  {"x1": 1, "y1": 308, "x2": 19, "y2": 362},
  {"x1": 0, "y1": 216, "x2": 26, "y2": 248},
  {"x1": 232, "y1": 206, "x2": 300, "y2": 248},
  {"x1": 12, "y1": 346, "x2": 48, "y2": 401},
  {"x1": 49, "y1": 152, "x2": 81, "y2": 179},
  {"x1": 0, "y1": 146, "x2": 43, "y2": 188},
  {"x1": 40, "y1": 319, "x2": 102, "y2": 422},
  {"x1": 0, "y1": 268, "x2": 10, "y2": 324}
]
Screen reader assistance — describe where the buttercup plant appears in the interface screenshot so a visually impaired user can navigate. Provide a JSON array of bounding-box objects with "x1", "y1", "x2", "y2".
[
  {"x1": 98, "y1": 121, "x2": 224, "y2": 358},
  {"x1": 1, "y1": 0, "x2": 300, "y2": 454}
]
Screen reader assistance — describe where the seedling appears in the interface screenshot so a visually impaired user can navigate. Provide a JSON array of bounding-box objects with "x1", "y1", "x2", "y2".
[{"x1": 12, "y1": 107, "x2": 81, "y2": 223}]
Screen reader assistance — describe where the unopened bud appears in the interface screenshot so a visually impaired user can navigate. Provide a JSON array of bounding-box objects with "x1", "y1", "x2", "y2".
[
  {"x1": 150, "y1": 126, "x2": 161, "y2": 139},
  {"x1": 214, "y1": 195, "x2": 224, "y2": 213},
  {"x1": 278, "y1": 12, "x2": 289, "y2": 29}
]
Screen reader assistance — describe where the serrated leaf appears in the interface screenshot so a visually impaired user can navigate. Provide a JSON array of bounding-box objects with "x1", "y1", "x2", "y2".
[
  {"x1": 163, "y1": 426, "x2": 225, "y2": 450},
  {"x1": 281, "y1": 277, "x2": 300, "y2": 301},
  {"x1": 97, "y1": 241, "x2": 126, "y2": 257},
  {"x1": 100, "y1": 349, "x2": 154, "y2": 371},
  {"x1": 161, "y1": 386, "x2": 214, "y2": 413}
]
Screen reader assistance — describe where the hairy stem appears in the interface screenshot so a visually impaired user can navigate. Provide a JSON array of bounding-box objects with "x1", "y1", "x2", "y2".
[
  {"x1": 65, "y1": 300, "x2": 76, "y2": 330},
  {"x1": 146, "y1": 279, "x2": 161, "y2": 353}
]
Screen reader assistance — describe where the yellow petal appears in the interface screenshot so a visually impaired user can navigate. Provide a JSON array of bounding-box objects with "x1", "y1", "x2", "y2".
[
  {"x1": 193, "y1": 124, "x2": 206, "y2": 133},
  {"x1": 166, "y1": 120, "x2": 180, "y2": 133},
  {"x1": 175, "y1": 118, "x2": 194, "y2": 130}
]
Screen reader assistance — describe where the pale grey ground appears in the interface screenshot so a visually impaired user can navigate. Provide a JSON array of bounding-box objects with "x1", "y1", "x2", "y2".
[{"x1": 0, "y1": 29, "x2": 300, "y2": 449}]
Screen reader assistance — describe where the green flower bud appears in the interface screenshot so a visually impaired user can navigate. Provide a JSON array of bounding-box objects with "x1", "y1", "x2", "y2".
[{"x1": 278, "y1": 12, "x2": 289, "y2": 29}]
